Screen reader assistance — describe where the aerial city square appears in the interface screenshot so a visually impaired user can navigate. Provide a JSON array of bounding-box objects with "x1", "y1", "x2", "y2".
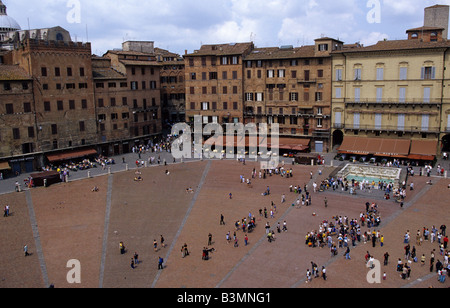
[{"x1": 0, "y1": 0, "x2": 449, "y2": 290}]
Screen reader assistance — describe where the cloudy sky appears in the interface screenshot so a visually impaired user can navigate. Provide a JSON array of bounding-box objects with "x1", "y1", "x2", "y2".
[{"x1": 6, "y1": 0, "x2": 450, "y2": 56}]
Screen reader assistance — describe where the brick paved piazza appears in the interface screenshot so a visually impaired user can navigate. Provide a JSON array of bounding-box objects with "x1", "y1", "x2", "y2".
[{"x1": 0, "y1": 159, "x2": 448, "y2": 288}]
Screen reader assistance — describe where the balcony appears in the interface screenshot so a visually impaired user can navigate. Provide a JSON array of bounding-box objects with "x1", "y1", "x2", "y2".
[
  {"x1": 335, "y1": 123, "x2": 440, "y2": 134},
  {"x1": 297, "y1": 78, "x2": 317, "y2": 84},
  {"x1": 345, "y1": 98, "x2": 441, "y2": 107}
]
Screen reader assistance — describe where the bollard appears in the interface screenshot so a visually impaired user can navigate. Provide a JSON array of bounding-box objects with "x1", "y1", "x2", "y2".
[
  {"x1": 445, "y1": 171, "x2": 448, "y2": 178},
  {"x1": 108, "y1": 167, "x2": 111, "y2": 174},
  {"x1": 126, "y1": 164, "x2": 129, "y2": 171},
  {"x1": 44, "y1": 179, "x2": 47, "y2": 188},
  {"x1": 87, "y1": 171, "x2": 91, "y2": 178}
]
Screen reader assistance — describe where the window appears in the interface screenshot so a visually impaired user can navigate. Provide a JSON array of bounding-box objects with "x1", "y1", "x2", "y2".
[
  {"x1": 222, "y1": 57, "x2": 228, "y2": 65},
  {"x1": 57, "y1": 100, "x2": 64, "y2": 111},
  {"x1": 245, "y1": 93, "x2": 253, "y2": 101},
  {"x1": 423, "y1": 87, "x2": 431, "y2": 103},
  {"x1": 81, "y1": 99, "x2": 87, "y2": 109},
  {"x1": 256, "y1": 92, "x2": 263, "y2": 102},
  {"x1": 12, "y1": 128, "x2": 20, "y2": 140},
  {"x1": 354, "y1": 87, "x2": 361, "y2": 102},
  {"x1": 353, "y1": 113, "x2": 360, "y2": 129},
  {"x1": 421, "y1": 114, "x2": 430, "y2": 131},
  {"x1": 376, "y1": 68, "x2": 384, "y2": 81},
  {"x1": 55, "y1": 67, "x2": 60, "y2": 76},
  {"x1": 23, "y1": 102, "x2": 31, "y2": 113},
  {"x1": 233, "y1": 102, "x2": 238, "y2": 110},
  {"x1": 51, "y1": 124, "x2": 58, "y2": 135},
  {"x1": 374, "y1": 113, "x2": 382, "y2": 130},
  {"x1": 41, "y1": 67, "x2": 47, "y2": 77},
  {"x1": 67, "y1": 67, "x2": 72, "y2": 76},
  {"x1": 222, "y1": 71, "x2": 227, "y2": 80},
  {"x1": 79, "y1": 121, "x2": 85, "y2": 132},
  {"x1": 69, "y1": 100, "x2": 75, "y2": 110},
  {"x1": 335, "y1": 87, "x2": 342, "y2": 99},
  {"x1": 223, "y1": 102, "x2": 228, "y2": 110},
  {"x1": 5, "y1": 103, "x2": 13, "y2": 114},
  {"x1": 209, "y1": 72, "x2": 218, "y2": 80},
  {"x1": 44, "y1": 101, "x2": 51, "y2": 111},
  {"x1": 202, "y1": 102, "x2": 209, "y2": 110},
  {"x1": 334, "y1": 112, "x2": 342, "y2": 128},
  {"x1": 190, "y1": 102, "x2": 196, "y2": 110},
  {"x1": 28, "y1": 127, "x2": 34, "y2": 138},
  {"x1": 267, "y1": 70, "x2": 274, "y2": 78},
  {"x1": 354, "y1": 68, "x2": 362, "y2": 80},
  {"x1": 290, "y1": 92, "x2": 298, "y2": 101},
  {"x1": 291, "y1": 70, "x2": 297, "y2": 78},
  {"x1": 317, "y1": 107, "x2": 323, "y2": 115},
  {"x1": 278, "y1": 69, "x2": 285, "y2": 78},
  {"x1": 317, "y1": 70, "x2": 323, "y2": 78},
  {"x1": 399, "y1": 87, "x2": 406, "y2": 103},
  {"x1": 232, "y1": 71, "x2": 238, "y2": 80},
  {"x1": 232, "y1": 56, "x2": 238, "y2": 65},
  {"x1": 376, "y1": 87, "x2": 383, "y2": 103},
  {"x1": 80, "y1": 67, "x2": 85, "y2": 77},
  {"x1": 335, "y1": 68, "x2": 343, "y2": 81},
  {"x1": 397, "y1": 114, "x2": 405, "y2": 130},
  {"x1": 315, "y1": 92, "x2": 322, "y2": 102},
  {"x1": 318, "y1": 44, "x2": 328, "y2": 51},
  {"x1": 421, "y1": 66, "x2": 435, "y2": 80},
  {"x1": 317, "y1": 118, "x2": 323, "y2": 128},
  {"x1": 131, "y1": 82, "x2": 138, "y2": 90},
  {"x1": 399, "y1": 67, "x2": 407, "y2": 80}
]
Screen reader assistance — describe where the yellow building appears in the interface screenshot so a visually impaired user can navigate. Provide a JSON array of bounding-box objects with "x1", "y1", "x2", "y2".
[{"x1": 331, "y1": 5, "x2": 450, "y2": 162}]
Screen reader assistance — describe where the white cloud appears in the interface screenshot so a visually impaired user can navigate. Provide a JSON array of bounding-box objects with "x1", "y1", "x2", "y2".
[{"x1": 4, "y1": 0, "x2": 448, "y2": 54}]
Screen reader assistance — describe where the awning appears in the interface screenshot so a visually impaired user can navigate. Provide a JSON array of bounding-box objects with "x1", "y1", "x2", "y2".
[
  {"x1": 204, "y1": 136, "x2": 310, "y2": 151},
  {"x1": 0, "y1": 162, "x2": 11, "y2": 171},
  {"x1": 46, "y1": 148, "x2": 98, "y2": 163},
  {"x1": 408, "y1": 139, "x2": 438, "y2": 160},
  {"x1": 338, "y1": 137, "x2": 411, "y2": 157}
]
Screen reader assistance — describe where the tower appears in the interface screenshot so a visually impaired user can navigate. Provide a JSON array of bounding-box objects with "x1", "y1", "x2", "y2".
[{"x1": 424, "y1": 4, "x2": 449, "y2": 39}]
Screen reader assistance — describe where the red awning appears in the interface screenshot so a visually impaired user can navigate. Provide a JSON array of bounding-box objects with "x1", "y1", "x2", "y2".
[{"x1": 46, "y1": 148, "x2": 98, "y2": 163}]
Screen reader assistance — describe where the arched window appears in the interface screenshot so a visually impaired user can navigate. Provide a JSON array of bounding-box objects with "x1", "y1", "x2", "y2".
[{"x1": 56, "y1": 33, "x2": 64, "y2": 41}]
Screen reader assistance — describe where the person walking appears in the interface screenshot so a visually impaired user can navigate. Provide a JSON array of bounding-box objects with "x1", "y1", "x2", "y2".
[
  {"x1": 24, "y1": 245, "x2": 30, "y2": 257},
  {"x1": 321, "y1": 266, "x2": 327, "y2": 280},
  {"x1": 208, "y1": 233, "x2": 213, "y2": 246},
  {"x1": 345, "y1": 247, "x2": 351, "y2": 260},
  {"x1": 158, "y1": 256, "x2": 164, "y2": 270}
]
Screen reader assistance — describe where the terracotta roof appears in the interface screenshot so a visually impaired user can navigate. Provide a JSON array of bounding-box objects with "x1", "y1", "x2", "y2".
[
  {"x1": 244, "y1": 45, "x2": 316, "y2": 60},
  {"x1": 119, "y1": 59, "x2": 161, "y2": 66},
  {"x1": 406, "y1": 26, "x2": 445, "y2": 32},
  {"x1": 93, "y1": 67, "x2": 126, "y2": 80},
  {"x1": 333, "y1": 39, "x2": 450, "y2": 54},
  {"x1": 185, "y1": 42, "x2": 254, "y2": 57},
  {"x1": 0, "y1": 65, "x2": 31, "y2": 81}
]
